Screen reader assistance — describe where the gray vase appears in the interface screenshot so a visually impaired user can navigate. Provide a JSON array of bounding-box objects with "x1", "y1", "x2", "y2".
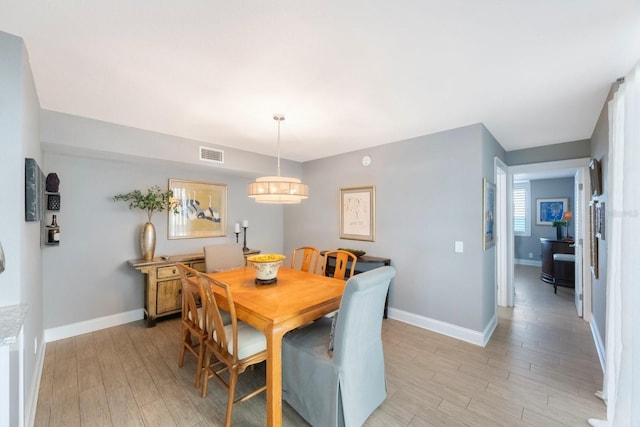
[{"x1": 141, "y1": 222, "x2": 156, "y2": 261}]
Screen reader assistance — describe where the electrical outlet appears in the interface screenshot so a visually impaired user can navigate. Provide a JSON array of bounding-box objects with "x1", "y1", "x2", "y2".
[{"x1": 528, "y1": 252, "x2": 533, "y2": 259}]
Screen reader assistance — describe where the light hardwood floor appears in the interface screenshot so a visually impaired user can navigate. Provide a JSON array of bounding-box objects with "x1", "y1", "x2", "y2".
[{"x1": 34, "y1": 265, "x2": 605, "y2": 426}]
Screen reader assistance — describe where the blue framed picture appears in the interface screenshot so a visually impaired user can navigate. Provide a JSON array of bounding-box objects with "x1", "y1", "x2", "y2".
[{"x1": 536, "y1": 198, "x2": 568, "y2": 225}]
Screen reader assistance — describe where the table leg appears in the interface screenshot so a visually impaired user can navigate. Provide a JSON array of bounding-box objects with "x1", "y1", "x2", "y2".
[{"x1": 266, "y1": 325, "x2": 286, "y2": 427}]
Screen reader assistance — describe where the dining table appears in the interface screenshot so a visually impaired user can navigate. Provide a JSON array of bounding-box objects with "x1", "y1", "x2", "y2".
[{"x1": 202, "y1": 266, "x2": 347, "y2": 427}]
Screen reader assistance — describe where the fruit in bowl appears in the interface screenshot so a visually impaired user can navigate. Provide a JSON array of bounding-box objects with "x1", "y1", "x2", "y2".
[{"x1": 246, "y1": 253, "x2": 286, "y2": 284}]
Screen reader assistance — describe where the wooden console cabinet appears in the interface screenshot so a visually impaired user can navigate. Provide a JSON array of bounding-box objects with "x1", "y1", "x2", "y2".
[
  {"x1": 129, "y1": 253, "x2": 206, "y2": 327},
  {"x1": 540, "y1": 238, "x2": 575, "y2": 285},
  {"x1": 129, "y1": 249, "x2": 260, "y2": 327}
]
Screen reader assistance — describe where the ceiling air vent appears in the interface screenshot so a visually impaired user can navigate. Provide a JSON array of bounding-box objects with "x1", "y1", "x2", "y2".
[{"x1": 199, "y1": 146, "x2": 224, "y2": 164}]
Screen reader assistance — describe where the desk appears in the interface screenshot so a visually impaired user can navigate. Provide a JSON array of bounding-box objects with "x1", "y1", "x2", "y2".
[
  {"x1": 204, "y1": 266, "x2": 346, "y2": 427},
  {"x1": 540, "y1": 239, "x2": 574, "y2": 285}
]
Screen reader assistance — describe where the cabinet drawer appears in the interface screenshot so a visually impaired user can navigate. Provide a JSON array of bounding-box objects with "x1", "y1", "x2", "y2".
[
  {"x1": 157, "y1": 265, "x2": 179, "y2": 279},
  {"x1": 191, "y1": 261, "x2": 206, "y2": 272}
]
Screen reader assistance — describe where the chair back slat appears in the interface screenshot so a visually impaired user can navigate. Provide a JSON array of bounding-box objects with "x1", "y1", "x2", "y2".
[
  {"x1": 290, "y1": 246, "x2": 320, "y2": 274},
  {"x1": 176, "y1": 263, "x2": 204, "y2": 330},
  {"x1": 199, "y1": 274, "x2": 239, "y2": 363},
  {"x1": 322, "y1": 249, "x2": 357, "y2": 280}
]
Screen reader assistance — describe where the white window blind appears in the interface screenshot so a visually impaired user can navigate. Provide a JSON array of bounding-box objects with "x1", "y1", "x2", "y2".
[{"x1": 513, "y1": 181, "x2": 531, "y2": 236}]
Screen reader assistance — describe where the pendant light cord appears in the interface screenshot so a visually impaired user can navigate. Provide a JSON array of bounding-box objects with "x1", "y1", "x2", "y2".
[{"x1": 274, "y1": 114, "x2": 284, "y2": 177}]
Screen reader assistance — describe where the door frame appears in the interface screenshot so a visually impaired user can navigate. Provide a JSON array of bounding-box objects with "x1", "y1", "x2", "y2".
[
  {"x1": 504, "y1": 158, "x2": 592, "y2": 321},
  {"x1": 495, "y1": 157, "x2": 509, "y2": 307}
]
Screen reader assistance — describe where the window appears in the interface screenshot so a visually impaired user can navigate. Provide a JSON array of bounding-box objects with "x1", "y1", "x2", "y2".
[{"x1": 513, "y1": 181, "x2": 531, "y2": 236}]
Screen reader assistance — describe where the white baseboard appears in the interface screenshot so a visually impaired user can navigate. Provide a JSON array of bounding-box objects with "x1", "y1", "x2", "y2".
[
  {"x1": 25, "y1": 342, "x2": 46, "y2": 427},
  {"x1": 44, "y1": 309, "x2": 144, "y2": 343},
  {"x1": 387, "y1": 308, "x2": 494, "y2": 347},
  {"x1": 514, "y1": 259, "x2": 542, "y2": 267},
  {"x1": 590, "y1": 316, "x2": 606, "y2": 373}
]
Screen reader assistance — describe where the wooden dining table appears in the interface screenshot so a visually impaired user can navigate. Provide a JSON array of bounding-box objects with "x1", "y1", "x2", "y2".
[{"x1": 203, "y1": 266, "x2": 346, "y2": 427}]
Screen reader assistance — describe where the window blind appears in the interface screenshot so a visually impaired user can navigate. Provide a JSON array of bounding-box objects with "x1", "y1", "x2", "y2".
[{"x1": 513, "y1": 181, "x2": 530, "y2": 236}]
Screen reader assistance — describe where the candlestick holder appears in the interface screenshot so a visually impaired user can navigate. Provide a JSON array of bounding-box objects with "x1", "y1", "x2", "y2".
[
  {"x1": 235, "y1": 231, "x2": 240, "y2": 243},
  {"x1": 242, "y1": 226, "x2": 249, "y2": 252}
]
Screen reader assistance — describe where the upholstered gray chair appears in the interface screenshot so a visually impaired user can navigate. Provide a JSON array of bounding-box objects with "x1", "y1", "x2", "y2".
[
  {"x1": 282, "y1": 266, "x2": 396, "y2": 427},
  {"x1": 203, "y1": 243, "x2": 245, "y2": 273}
]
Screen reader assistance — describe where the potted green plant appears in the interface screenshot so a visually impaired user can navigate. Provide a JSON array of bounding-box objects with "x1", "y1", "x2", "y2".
[
  {"x1": 552, "y1": 220, "x2": 567, "y2": 240},
  {"x1": 113, "y1": 186, "x2": 178, "y2": 260}
]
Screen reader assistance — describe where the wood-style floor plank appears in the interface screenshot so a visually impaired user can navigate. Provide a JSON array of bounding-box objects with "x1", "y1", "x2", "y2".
[{"x1": 35, "y1": 265, "x2": 604, "y2": 426}]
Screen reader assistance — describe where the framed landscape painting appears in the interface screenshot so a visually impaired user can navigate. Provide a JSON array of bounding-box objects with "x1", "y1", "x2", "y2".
[
  {"x1": 536, "y1": 198, "x2": 569, "y2": 226},
  {"x1": 168, "y1": 179, "x2": 227, "y2": 239}
]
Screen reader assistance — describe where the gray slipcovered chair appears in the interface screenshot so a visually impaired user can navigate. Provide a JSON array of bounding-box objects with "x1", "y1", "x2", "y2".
[
  {"x1": 282, "y1": 266, "x2": 396, "y2": 427},
  {"x1": 203, "y1": 243, "x2": 245, "y2": 273}
]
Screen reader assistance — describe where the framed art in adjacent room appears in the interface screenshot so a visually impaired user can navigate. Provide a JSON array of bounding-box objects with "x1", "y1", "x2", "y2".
[
  {"x1": 340, "y1": 186, "x2": 375, "y2": 241},
  {"x1": 536, "y1": 198, "x2": 569, "y2": 226},
  {"x1": 483, "y1": 178, "x2": 496, "y2": 251},
  {"x1": 168, "y1": 179, "x2": 227, "y2": 239}
]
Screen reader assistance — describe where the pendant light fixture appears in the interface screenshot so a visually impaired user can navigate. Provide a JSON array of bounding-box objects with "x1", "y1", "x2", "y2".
[{"x1": 248, "y1": 114, "x2": 309, "y2": 204}]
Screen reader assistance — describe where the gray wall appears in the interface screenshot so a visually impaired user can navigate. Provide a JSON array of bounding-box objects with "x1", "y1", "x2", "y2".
[
  {"x1": 286, "y1": 123, "x2": 505, "y2": 333},
  {"x1": 514, "y1": 177, "x2": 575, "y2": 261},
  {"x1": 0, "y1": 31, "x2": 44, "y2": 425},
  {"x1": 40, "y1": 113, "x2": 292, "y2": 329},
  {"x1": 506, "y1": 139, "x2": 591, "y2": 166},
  {"x1": 589, "y1": 83, "x2": 618, "y2": 349}
]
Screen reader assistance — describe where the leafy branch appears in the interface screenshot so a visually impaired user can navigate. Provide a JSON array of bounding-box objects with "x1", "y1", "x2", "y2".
[{"x1": 113, "y1": 186, "x2": 178, "y2": 222}]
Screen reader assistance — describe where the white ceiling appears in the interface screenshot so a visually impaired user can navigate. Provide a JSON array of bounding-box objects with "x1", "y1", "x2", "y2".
[{"x1": 2, "y1": 1, "x2": 639, "y2": 162}]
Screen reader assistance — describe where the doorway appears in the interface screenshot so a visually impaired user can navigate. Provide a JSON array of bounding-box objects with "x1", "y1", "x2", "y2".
[{"x1": 501, "y1": 158, "x2": 592, "y2": 321}]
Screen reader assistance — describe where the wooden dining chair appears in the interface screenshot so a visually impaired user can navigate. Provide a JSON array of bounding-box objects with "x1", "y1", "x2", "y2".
[
  {"x1": 321, "y1": 249, "x2": 358, "y2": 280},
  {"x1": 176, "y1": 263, "x2": 208, "y2": 388},
  {"x1": 198, "y1": 273, "x2": 267, "y2": 427},
  {"x1": 290, "y1": 246, "x2": 320, "y2": 274}
]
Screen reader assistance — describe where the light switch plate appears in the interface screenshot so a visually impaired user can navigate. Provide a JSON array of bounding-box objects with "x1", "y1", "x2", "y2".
[{"x1": 455, "y1": 241, "x2": 464, "y2": 253}]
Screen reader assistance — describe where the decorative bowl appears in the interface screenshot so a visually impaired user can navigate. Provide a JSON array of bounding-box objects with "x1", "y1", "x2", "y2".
[
  {"x1": 246, "y1": 254, "x2": 286, "y2": 284},
  {"x1": 338, "y1": 248, "x2": 366, "y2": 257}
]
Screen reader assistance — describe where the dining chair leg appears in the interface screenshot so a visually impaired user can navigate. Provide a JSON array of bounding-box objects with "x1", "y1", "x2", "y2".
[
  {"x1": 178, "y1": 328, "x2": 187, "y2": 367},
  {"x1": 201, "y1": 351, "x2": 213, "y2": 398},
  {"x1": 194, "y1": 345, "x2": 205, "y2": 389},
  {"x1": 225, "y1": 371, "x2": 238, "y2": 427}
]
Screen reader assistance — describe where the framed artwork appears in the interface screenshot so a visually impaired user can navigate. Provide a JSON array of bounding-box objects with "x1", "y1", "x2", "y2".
[
  {"x1": 536, "y1": 198, "x2": 569, "y2": 225},
  {"x1": 25, "y1": 158, "x2": 45, "y2": 222},
  {"x1": 590, "y1": 201, "x2": 599, "y2": 279},
  {"x1": 340, "y1": 186, "x2": 375, "y2": 241},
  {"x1": 168, "y1": 179, "x2": 227, "y2": 239},
  {"x1": 596, "y1": 201, "x2": 606, "y2": 240},
  {"x1": 483, "y1": 178, "x2": 496, "y2": 251}
]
